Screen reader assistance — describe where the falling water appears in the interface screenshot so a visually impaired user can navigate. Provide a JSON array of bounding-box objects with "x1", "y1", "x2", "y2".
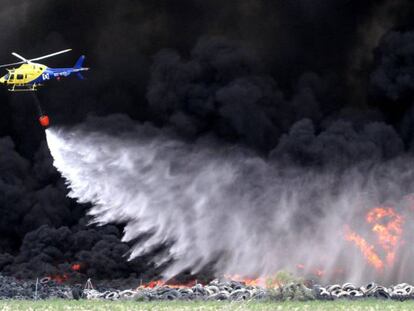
[{"x1": 45, "y1": 115, "x2": 414, "y2": 284}]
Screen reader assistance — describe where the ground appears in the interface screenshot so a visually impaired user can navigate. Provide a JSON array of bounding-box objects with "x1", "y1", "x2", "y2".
[{"x1": 1, "y1": 300, "x2": 414, "y2": 311}]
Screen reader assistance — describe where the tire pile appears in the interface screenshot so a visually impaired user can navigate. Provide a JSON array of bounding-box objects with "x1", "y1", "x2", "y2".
[
  {"x1": 315, "y1": 282, "x2": 414, "y2": 300},
  {"x1": 85, "y1": 281, "x2": 414, "y2": 301},
  {"x1": 85, "y1": 279, "x2": 269, "y2": 301},
  {"x1": 0, "y1": 275, "x2": 72, "y2": 299},
  {"x1": 1, "y1": 274, "x2": 414, "y2": 301}
]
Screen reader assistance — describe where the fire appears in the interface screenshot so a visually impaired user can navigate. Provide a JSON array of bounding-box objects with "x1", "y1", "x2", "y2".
[
  {"x1": 137, "y1": 268, "x2": 340, "y2": 290},
  {"x1": 344, "y1": 206, "x2": 404, "y2": 270},
  {"x1": 313, "y1": 269, "x2": 325, "y2": 278},
  {"x1": 140, "y1": 280, "x2": 164, "y2": 288},
  {"x1": 224, "y1": 274, "x2": 267, "y2": 287},
  {"x1": 137, "y1": 279, "x2": 198, "y2": 289},
  {"x1": 49, "y1": 274, "x2": 69, "y2": 284},
  {"x1": 367, "y1": 207, "x2": 403, "y2": 267},
  {"x1": 138, "y1": 275, "x2": 271, "y2": 289},
  {"x1": 71, "y1": 264, "x2": 81, "y2": 271},
  {"x1": 46, "y1": 263, "x2": 83, "y2": 284},
  {"x1": 344, "y1": 225, "x2": 384, "y2": 270}
]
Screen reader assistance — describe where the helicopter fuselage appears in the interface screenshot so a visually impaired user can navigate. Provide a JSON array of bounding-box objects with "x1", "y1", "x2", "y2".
[{"x1": 0, "y1": 55, "x2": 88, "y2": 91}]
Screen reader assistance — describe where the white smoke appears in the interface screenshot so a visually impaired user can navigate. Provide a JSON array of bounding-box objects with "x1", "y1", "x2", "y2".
[{"x1": 45, "y1": 115, "x2": 414, "y2": 284}]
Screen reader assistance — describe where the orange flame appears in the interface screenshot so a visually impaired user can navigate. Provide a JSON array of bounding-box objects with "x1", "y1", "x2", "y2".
[
  {"x1": 137, "y1": 268, "x2": 340, "y2": 290},
  {"x1": 366, "y1": 207, "x2": 403, "y2": 267},
  {"x1": 344, "y1": 206, "x2": 404, "y2": 270},
  {"x1": 137, "y1": 279, "x2": 198, "y2": 289},
  {"x1": 313, "y1": 269, "x2": 325, "y2": 278},
  {"x1": 49, "y1": 274, "x2": 69, "y2": 284},
  {"x1": 71, "y1": 264, "x2": 81, "y2": 271},
  {"x1": 344, "y1": 225, "x2": 384, "y2": 270},
  {"x1": 223, "y1": 274, "x2": 268, "y2": 287}
]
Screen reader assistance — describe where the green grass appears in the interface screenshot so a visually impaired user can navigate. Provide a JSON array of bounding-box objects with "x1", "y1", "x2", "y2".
[{"x1": 1, "y1": 300, "x2": 414, "y2": 311}]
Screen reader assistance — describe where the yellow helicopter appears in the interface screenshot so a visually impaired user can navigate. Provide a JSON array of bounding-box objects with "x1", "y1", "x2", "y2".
[{"x1": 0, "y1": 49, "x2": 89, "y2": 91}]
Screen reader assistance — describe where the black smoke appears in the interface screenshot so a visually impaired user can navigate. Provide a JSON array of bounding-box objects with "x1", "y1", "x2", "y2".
[{"x1": 1, "y1": 0, "x2": 414, "y2": 282}]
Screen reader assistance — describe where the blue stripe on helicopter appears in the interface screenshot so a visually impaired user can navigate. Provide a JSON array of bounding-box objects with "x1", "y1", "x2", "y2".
[{"x1": 30, "y1": 68, "x2": 75, "y2": 84}]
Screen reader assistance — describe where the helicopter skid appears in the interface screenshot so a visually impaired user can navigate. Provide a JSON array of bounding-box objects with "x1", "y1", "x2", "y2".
[{"x1": 8, "y1": 84, "x2": 40, "y2": 92}]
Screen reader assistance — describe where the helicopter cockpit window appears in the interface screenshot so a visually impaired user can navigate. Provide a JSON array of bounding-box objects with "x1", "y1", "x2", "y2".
[
  {"x1": 9, "y1": 74, "x2": 14, "y2": 80},
  {"x1": 16, "y1": 74, "x2": 23, "y2": 80},
  {"x1": 3, "y1": 74, "x2": 9, "y2": 80}
]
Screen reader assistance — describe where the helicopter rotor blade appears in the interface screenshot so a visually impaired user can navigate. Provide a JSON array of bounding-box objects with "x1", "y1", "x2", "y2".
[
  {"x1": 29, "y1": 49, "x2": 72, "y2": 62},
  {"x1": 12, "y1": 52, "x2": 30, "y2": 63},
  {"x1": 0, "y1": 61, "x2": 25, "y2": 68},
  {"x1": 0, "y1": 49, "x2": 72, "y2": 69}
]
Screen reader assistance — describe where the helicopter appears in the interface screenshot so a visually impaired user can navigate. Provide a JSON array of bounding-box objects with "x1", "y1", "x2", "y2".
[{"x1": 0, "y1": 49, "x2": 89, "y2": 91}]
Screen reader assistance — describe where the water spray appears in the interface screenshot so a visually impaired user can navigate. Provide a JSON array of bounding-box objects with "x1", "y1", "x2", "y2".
[{"x1": 42, "y1": 115, "x2": 414, "y2": 285}]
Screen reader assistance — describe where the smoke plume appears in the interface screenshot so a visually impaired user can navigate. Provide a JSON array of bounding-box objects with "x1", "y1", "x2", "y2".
[{"x1": 2, "y1": 0, "x2": 414, "y2": 284}]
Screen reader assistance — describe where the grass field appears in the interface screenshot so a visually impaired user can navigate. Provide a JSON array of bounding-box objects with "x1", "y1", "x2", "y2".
[{"x1": 1, "y1": 300, "x2": 414, "y2": 311}]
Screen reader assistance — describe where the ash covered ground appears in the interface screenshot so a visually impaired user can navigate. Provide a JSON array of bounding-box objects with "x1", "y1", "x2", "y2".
[{"x1": 2, "y1": 0, "x2": 414, "y2": 287}]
